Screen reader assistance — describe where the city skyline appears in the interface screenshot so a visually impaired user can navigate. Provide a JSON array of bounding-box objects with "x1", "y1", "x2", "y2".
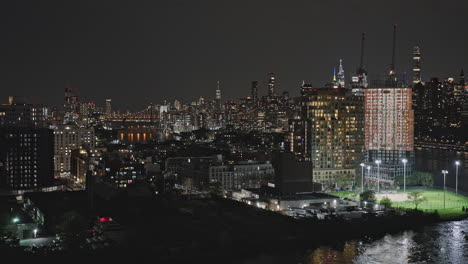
[{"x1": 1, "y1": 0, "x2": 467, "y2": 108}]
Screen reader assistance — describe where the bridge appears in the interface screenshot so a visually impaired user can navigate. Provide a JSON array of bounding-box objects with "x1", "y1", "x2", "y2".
[{"x1": 104, "y1": 103, "x2": 160, "y2": 122}]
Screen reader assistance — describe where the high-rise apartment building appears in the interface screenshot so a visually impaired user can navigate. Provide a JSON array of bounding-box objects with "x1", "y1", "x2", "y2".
[
  {"x1": 0, "y1": 98, "x2": 53, "y2": 191},
  {"x1": 53, "y1": 125, "x2": 95, "y2": 177},
  {"x1": 286, "y1": 117, "x2": 311, "y2": 161},
  {"x1": 364, "y1": 86, "x2": 414, "y2": 186},
  {"x1": 301, "y1": 88, "x2": 364, "y2": 187}
]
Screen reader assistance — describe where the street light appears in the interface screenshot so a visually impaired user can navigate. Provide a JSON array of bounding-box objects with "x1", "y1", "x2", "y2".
[
  {"x1": 360, "y1": 163, "x2": 365, "y2": 193},
  {"x1": 375, "y1": 160, "x2": 381, "y2": 193},
  {"x1": 402, "y1": 159, "x2": 408, "y2": 193},
  {"x1": 367, "y1": 166, "x2": 371, "y2": 189},
  {"x1": 442, "y1": 170, "x2": 448, "y2": 209},
  {"x1": 455, "y1": 161, "x2": 460, "y2": 195},
  {"x1": 12, "y1": 217, "x2": 19, "y2": 224}
]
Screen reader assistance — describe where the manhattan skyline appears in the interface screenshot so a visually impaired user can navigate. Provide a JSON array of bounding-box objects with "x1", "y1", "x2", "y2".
[{"x1": 1, "y1": 0, "x2": 467, "y2": 108}]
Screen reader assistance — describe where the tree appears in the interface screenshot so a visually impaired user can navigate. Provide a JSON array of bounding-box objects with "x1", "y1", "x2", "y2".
[
  {"x1": 380, "y1": 196, "x2": 392, "y2": 209},
  {"x1": 334, "y1": 173, "x2": 353, "y2": 190},
  {"x1": 360, "y1": 190, "x2": 376, "y2": 202},
  {"x1": 209, "y1": 182, "x2": 223, "y2": 198},
  {"x1": 395, "y1": 171, "x2": 433, "y2": 187},
  {"x1": 407, "y1": 190, "x2": 427, "y2": 209}
]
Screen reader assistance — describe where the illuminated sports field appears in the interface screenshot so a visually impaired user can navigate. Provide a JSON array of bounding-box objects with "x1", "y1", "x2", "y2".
[
  {"x1": 389, "y1": 190, "x2": 468, "y2": 218},
  {"x1": 333, "y1": 190, "x2": 468, "y2": 219}
]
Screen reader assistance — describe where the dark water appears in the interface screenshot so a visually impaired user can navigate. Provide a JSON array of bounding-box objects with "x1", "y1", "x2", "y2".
[
  {"x1": 305, "y1": 220, "x2": 468, "y2": 264},
  {"x1": 304, "y1": 148, "x2": 468, "y2": 264}
]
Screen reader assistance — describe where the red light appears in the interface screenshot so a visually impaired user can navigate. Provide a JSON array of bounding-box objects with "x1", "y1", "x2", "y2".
[{"x1": 99, "y1": 217, "x2": 113, "y2": 222}]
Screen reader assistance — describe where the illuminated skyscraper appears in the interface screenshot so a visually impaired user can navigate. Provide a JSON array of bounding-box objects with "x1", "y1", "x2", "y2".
[
  {"x1": 53, "y1": 124, "x2": 95, "y2": 177},
  {"x1": 389, "y1": 25, "x2": 398, "y2": 78},
  {"x1": 105, "y1": 99, "x2": 112, "y2": 116},
  {"x1": 215, "y1": 81, "x2": 222, "y2": 109},
  {"x1": 268, "y1": 72, "x2": 276, "y2": 96},
  {"x1": 337, "y1": 59, "x2": 345, "y2": 88},
  {"x1": 301, "y1": 88, "x2": 364, "y2": 187},
  {"x1": 412, "y1": 46, "x2": 422, "y2": 84},
  {"x1": 64, "y1": 88, "x2": 79, "y2": 124},
  {"x1": 364, "y1": 85, "x2": 414, "y2": 186}
]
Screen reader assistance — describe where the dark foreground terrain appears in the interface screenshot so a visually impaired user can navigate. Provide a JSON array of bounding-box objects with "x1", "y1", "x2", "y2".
[{"x1": 1, "y1": 191, "x2": 441, "y2": 263}]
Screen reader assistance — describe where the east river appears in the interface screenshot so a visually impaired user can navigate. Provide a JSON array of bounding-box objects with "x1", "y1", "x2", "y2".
[
  {"x1": 306, "y1": 219, "x2": 468, "y2": 263},
  {"x1": 304, "y1": 147, "x2": 468, "y2": 264}
]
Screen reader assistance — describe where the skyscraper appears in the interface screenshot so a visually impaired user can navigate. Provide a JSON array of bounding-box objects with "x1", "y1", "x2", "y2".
[
  {"x1": 53, "y1": 124, "x2": 95, "y2": 177},
  {"x1": 389, "y1": 24, "x2": 398, "y2": 77},
  {"x1": 64, "y1": 88, "x2": 79, "y2": 124},
  {"x1": 0, "y1": 98, "x2": 54, "y2": 191},
  {"x1": 301, "y1": 88, "x2": 364, "y2": 188},
  {"x1": 364, "y1": 85, "x2": 414, "y2": 186},
  {"x1": 215, "y1": 80, "x2": 221, "y2": 109},
  {"x1": 337, "y1": 59, "x2": 345, "y2": 88},
  {"x1": 105, "y1": 99, "x2": 112, "y2": 116},
  {"x1": 251, "y1": 81, "x2": 258, "y2": 104},
  {"x1": 268, "y1": 72, "x2": 276, "y2": 97},
  {"x1": 412, "y1": 46, "x2": 422, "y2": 84},
  {"x1": 459, "y1": 68, "x2": 465, "y2": 86}
]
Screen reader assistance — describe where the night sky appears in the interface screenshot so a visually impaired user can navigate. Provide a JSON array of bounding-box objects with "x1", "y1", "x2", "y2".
[{"x1": 1, "y1": 0, "x2": 467, "y2": 110}]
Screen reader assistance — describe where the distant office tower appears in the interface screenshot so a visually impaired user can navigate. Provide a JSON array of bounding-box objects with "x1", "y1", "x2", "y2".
[
  {"x1": 174, "y1": 99, "x2": 181, "y2": 111},
  {"x1": 0, "y1": 98, "x2": 53, "y2": 190},
  {"x1": 364, "y1": 85, "x2": 414, "y2": 185},
  {"x1": 460, "y1": 68, "x2": 465, "y2": 86},
  {"x1": 215, "y1": 81, "x2": 221, "y2": 109},
  {"x1": 268, "y1": 72, "x2": 276, "y2": 96},
  {"x1": 302, "y1": 88, "x2": 364, "y2": 187},
  {"x1": 105, "y1": 99, "x2": 112, "y2": 116},
  {"x1": 337, "y1": 59, "x2": 345, "y2": 88},
  {"x1": 300, "y1": 81, "x2": 313, "y2": 96},
  {"x1": 412, "y1": 81, "x2": 429, "y2": 138},
  {"x1": 64, "y1": 88, "x2": 79, "y2": 124},
  {"x1": 389, "y1": 24, "x2": 398, "y2": 77},
  {"x1": 251, "y1": 81, "x2": 258, "y2": 103},
  {"x1": 330, "y1": 67, "x2": 339, "y2": 88},
  {"x1": 53, "y1": 125, "x2": 95, "y2": 177},
  {"x1": 412, "y1": 46, "x2": 422, "y2": 84}
]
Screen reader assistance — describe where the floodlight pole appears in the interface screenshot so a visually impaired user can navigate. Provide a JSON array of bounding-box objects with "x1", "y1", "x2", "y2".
[
  {"x1": 442, "y1": 170, "x2": 448, "y2": 209},
  {"x1": 455, "y1": 161, "x2": 460, "y2": 195}
]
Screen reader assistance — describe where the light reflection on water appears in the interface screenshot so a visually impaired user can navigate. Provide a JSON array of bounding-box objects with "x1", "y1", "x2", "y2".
[{"x1": 305, "y1": 219, "x2": 468, "y2": 264}]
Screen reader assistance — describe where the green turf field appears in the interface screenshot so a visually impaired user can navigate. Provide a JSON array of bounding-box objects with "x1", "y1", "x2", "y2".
[
  {"x1": 391, "y1": 190, "x2": 468, "y2": 210},
  {"x1": 391, "y1": 190, "x2": 468, "y2": 219},
  {"x1": 333, "y1": 189, "x2": 468, "y2": 219}
]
